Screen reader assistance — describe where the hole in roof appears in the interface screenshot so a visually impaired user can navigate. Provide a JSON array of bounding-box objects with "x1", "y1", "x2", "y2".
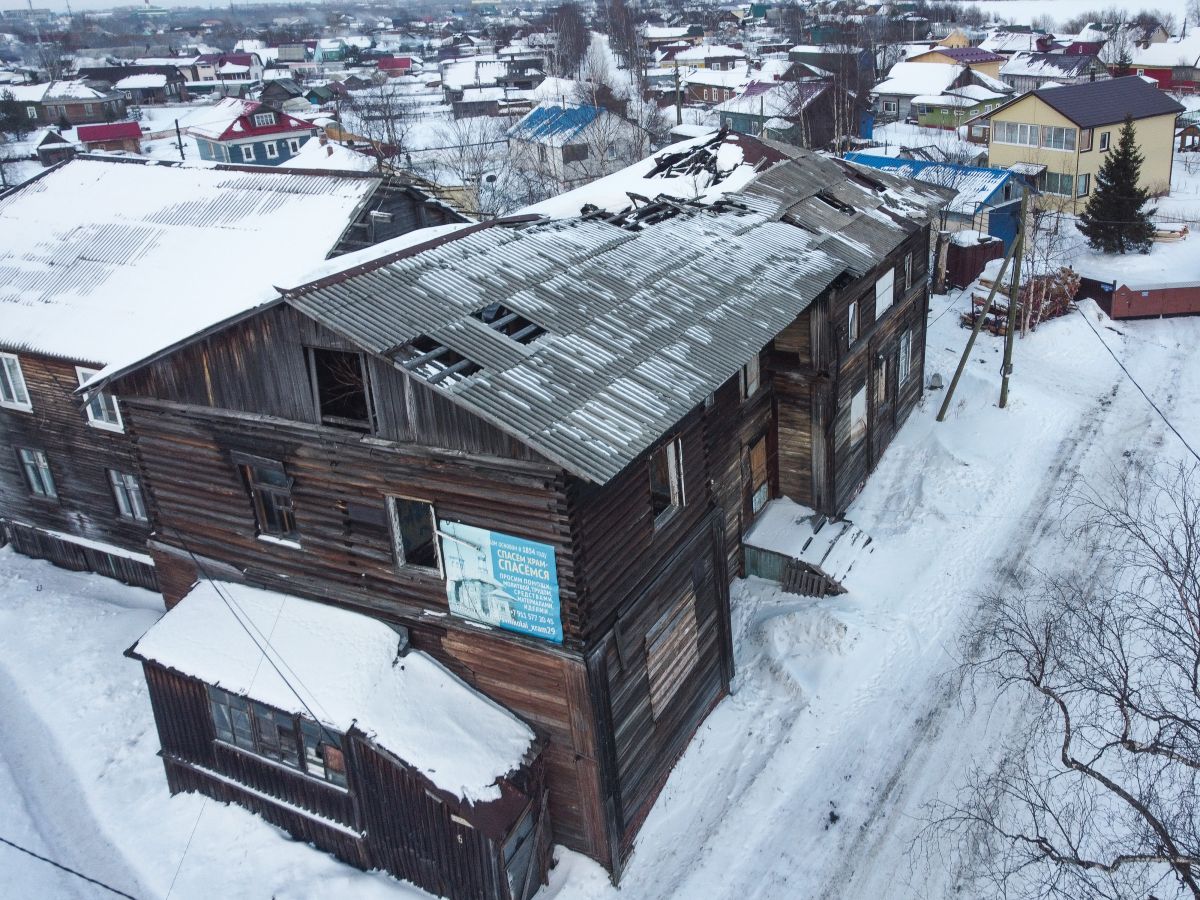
[
  {"x1": 472, "y1": 303, "x2": 547, "y2": 345},
  {"x1": 815, "y1": 191, "x2": 856, "y2": 215},
  {"x1": 393, "y1": 335, "x2": 483, "y2": 386}
]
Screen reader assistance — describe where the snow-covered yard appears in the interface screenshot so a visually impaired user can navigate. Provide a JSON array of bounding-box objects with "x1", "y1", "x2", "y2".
[{"x1": 4, "y1": 288, "x2": 1200, "y2": 898}]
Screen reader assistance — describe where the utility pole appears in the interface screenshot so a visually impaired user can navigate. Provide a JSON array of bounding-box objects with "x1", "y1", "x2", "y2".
[
  {"x1": 998, "y1": 191, "x2": 1029, "y2": 408},
  {"x1": 174, "y1": 118, "x2": 185, "y2": 160},
  {"x1": 673, "y1": 65, "x2": 682, "y2": 126},
  {"x1": 937, "y1": 228, "x2": 1022, "y2": 422}
]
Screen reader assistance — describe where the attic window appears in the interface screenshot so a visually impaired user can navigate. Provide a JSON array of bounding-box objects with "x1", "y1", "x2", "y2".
[
  {"x1": 472, "y1": 303, "x2": 546, "y2": 345},
  {"x1": 307, "y1": 348, "x2": 374, "y2": 431},
  {"x1": 815, "y1": 191, "x2": 855, "y2": 215},
  {"x1": 393, "y1": 335, "x2": 483, "y2": 386},
  {"x1": 253, "y1": 112, "x2": 276, "y2": 127}
]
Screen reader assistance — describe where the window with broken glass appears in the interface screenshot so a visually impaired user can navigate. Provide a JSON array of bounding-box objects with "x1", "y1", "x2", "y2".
[
  {"x1": 207, "y1": 685, "x2": 347, "y2": 787},
  {"x1": 307, "y1": 347, "x2": 373, "y2": 431},
  {"x1": 235, "y1": 455, "x2": 297, "y2": 540},
  {"x1": 649, "y1": 438, "x2": 685, "y2": 523}
]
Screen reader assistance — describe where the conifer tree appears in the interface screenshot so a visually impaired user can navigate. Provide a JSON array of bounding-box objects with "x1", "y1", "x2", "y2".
[{"x1": 1076, "y1": 115, "x2": 1156, "y2": 254}]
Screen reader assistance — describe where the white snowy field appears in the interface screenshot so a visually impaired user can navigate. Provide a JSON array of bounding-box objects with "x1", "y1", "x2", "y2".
[
  {"x1": 4, "y1": 286, "x2": 1200, "y2": 899},
  {"x1": 951, "y1": 0, "x2": 1192, "y2": 29}
]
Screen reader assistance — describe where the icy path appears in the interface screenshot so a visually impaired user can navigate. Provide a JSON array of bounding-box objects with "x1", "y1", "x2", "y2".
[{"x1": 3, "y1": 295, "x2": 1200, "y2": 900}]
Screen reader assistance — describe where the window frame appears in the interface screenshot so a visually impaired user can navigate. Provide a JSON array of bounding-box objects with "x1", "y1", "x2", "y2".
[
  {"x1": 742, "y1": 351, "x2": 761, "y2": 399},
  {"x1": 240, "y1": 144, "x2": 255, "y2": 162},
  {"x1": 899, "y1": 329, "x2": 913, "y2": 384},
  {"x1": 108, "y1": 468, "x2": 149, "y2": 522},
  {"x1": 306, "y1": 346, "x2": 375, "y2": 432},
  {"x1": 234, "y1": 453, "x2": 299, "y2": 542},
  {"x1": 287, "y1": 137, "x2": 301, "y2": 153},
  {"x1": 25, "y1": 105, "x2": 37, "y2": 119},
  {"x1": 1100, "y1": 130, "x2": 1111, "y2": 152},
  {"x1": 207, "y1": 685, "x2": 347, "y2": 789},
  {"x1": 849, "y1": 385, "x2": 868, "y2": 447},
  {"x1": 875, "y1": 266, "x2": 896, "y2": 321},
  {"x1": 0, "y1": 353, "x2": 32, "y2": 411},
  {"x1": 1077, "y1": 172, "x2": 1091, "y2": 197},
  {"x1": 649, "y1": 437, "x2": 685, "y2": 525},
  {"x1": 18, "y1": 447, "x2": 57, "y2": 499},
  {"x1": 385, "y1": 494, "x2": 442, "y2": 574},
  {"x1": 848, "y1": 300, "x2": 859, "y2": 346},
  {"x1": 264, "y1": 142, "x2": 280, "y2": 159},
  {"x1": 252, "y1": 111, "x2": 276, "y2": 127},
  {"x1": 76, "y1": 367, "x2": 124, "y2": 432}
]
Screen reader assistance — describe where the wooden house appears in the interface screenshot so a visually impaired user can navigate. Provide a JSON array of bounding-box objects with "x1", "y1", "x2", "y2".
[
  {"x1": 94, "y1": 134, "x2": 950, "y2": 882},
  {"x1": 191, "y1": 98, "x2": 317, "y2": 166},
  {"x1": 76, "y1": 121, "x2": 143, "y2": 153},
  {"x1": 76, "y1": 65, "x2": 190, "y2": 104},
  {"x1": 0, "y1": 158, "x2": 468, "y2": 590}
]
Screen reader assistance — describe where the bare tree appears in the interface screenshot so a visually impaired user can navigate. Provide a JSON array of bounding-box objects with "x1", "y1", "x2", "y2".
[
  {"x1": 428, "y1": 114, "x2": 514, "y2": 218},
  {"x1": 927, "y1": 462, "x2": 1200, "y2": 900},
  {"x1": 349, "y1": 73, "x2": 414, "y2": 164},
  {"x1": 552, "y1": 3, "x2": 590, "y2": 78}
]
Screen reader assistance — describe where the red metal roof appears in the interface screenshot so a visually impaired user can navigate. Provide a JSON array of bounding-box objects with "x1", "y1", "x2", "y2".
[
  {"x1": 378, "y1": 56, "x2": 413, "y2": 70},
  {"x1": 77, "y1": 121, "x2": 142, "y2": 142}
]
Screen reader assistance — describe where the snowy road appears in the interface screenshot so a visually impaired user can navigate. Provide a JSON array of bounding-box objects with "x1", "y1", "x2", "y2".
[{"x1": 3, "y1": 293, "x2": 1200, "y2": 900}]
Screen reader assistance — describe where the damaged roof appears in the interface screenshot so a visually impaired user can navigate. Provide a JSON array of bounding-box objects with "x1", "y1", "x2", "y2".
[{"x1": 275, "y1": 136, "x2": 950, "y2": 485}]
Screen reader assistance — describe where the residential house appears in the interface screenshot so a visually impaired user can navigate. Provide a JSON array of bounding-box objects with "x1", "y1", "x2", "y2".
[
  {"x1": 911, "y1": 83, "x2": 1008, "y2": 130},
  {"x1": 134, "y1": 55, "x2": 202, "y2": 81},
  {"x1": 976, "y1": 76, "x2": 1183, "y2": 212},
  {"x1": 92, "y1": 132, "x2": 950, "y2": 888},
  {"x1": 31, "y1": 128, "x2": 76, "y2": 166},
  {"x1": 76, "y1": 65, "x2": 189, "y2": 104},
  {"x1": 194, "y1": 52, "x2": 264, "y2": 83},
  {"x1": 872, "y1": 61, "x2": 1008, "y2": 122},
  {"x1": 507, "y1": 101, "x2": 642, "y2": 190},
  {"x1": 998, "y1": 52, "x2": 1110, "y2": 93},
  {"x1": 76, "y1": 121, "x2": 142, "y2": 153},
  {"x1": 0, "y1": 158, "x2": 467, "y2": 588},
  {"x1": 6, "y1": 80, "x2": 127, "y2": 127},
  {"x1": 683, "y1": 66, "x2": 750, "y2": 107},
  {"x1": 978, "y1": 29, "x2": 1056, "y2": 56},
  {"x1": 714, "y1": 78, "x2": 861, "y2": 147},
  {"x1": 258, "y1": 77, "x2": 306, "y2": 105},
  {"x1": 907, "y1": 46, "x2": 1006, "y2": 78},
  {"x1": 1126, "y1": 34, "x2": 1200, "y2": 92},
  {"x1": 191, "y1": 98, "x2": 316, "y2": 166},
  {"x1": 789, "y1": 44, "x2": 875, "y2": 88},
  {"x1": 844, "y1": 152, "x2": 1027, "y2": 246},
  {"x1": 642, "y1": 25, "x2": 704, "y2": 53},
  {"x1": 671, "y1": 44, "x2": 747, "y2": 70}
]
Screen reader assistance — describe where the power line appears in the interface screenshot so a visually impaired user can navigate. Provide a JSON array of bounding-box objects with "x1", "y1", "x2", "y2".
[
  {"x1": 1074, "y1": 305, "x2": 1200, "y2": 464},
  {"x1": 0, "y1": 834, "x2": 139, "y2": 900}
]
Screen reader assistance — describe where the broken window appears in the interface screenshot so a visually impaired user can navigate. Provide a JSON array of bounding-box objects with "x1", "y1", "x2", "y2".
[
  {"x1": 308, "y1": 348, "x2": 373, "y2": 430},
  {"x1": 561, "y1": 143, "x2": 589, "y2": 164},
  {"x1": 472, "y1": 304, "x2": 546, "y2": 345},
  {"x1": 235, "y1": 454, "x2": 297, "y2": 541},
  {"x1": 742, "y1": 352, "x2": 761, "y2": 399},
  {"x1": 649, "y1": 437, "x2": 685, "y2": 523},
  {"x1": 393, "y1": 335, "x2": 483, "y2": 386},
  {"x1": 748, "y1": 435, "x2": 769, "y2": 515},
  {"x1": 387, "y1": 496, "x2": 440, "y2": 571},
  {"x1": 847, "y1": 301, "x2": 859, "y2": 346}
]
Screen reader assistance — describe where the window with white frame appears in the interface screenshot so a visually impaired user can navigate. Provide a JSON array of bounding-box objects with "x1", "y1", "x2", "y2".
[
  {"x1": 742, "y1": 352, "x2": 761, "y2": 399},
  {"x1": 0, "y1": 353, "x2": 32, "y2": 411},
  {"x1": 848, "y1": 301, "x2": 859, "y2": 345},
  {"x1": 265, "y1": 142, "x2": 279, "y2": 159},
  {"x1": 287, "y1": 138, "x2": 301, "y2": 153},
  {"x1": 849, "y1": 386, "x2": 868, "y2": 446},
  {"x1": 253, "y1": 112, "x2": 276, "y2": 127},
  {"x1": 649, "y1": 437, "x2": 684, "y2": 523},
  {"x1": 385, "y1": 496, "x2": 440, "y2": 571},
  {"x1": 904, "y1": 252, "x2": 913, "y2": 289},
  {"x1": 1077, "y1": 173, "x2": 1091, "y2": 197},
  {"x1": 25, "y1": 105, "x2": 37, "y2": 119},
  {"x1": 899, "y1": 330, "x2": 912, "y2": 383},
  {"x1": 18, "y1": 448, "x2": 56, "y2": 499},
  {"x1": 993, "y1": 120, "x2": 1039, "y2": 146},
  {"x1": 882, "y1": 100, "x2": 897, "y2": 113},
  {"x1": 1040, "y1": 125, "x2": 1077, "y2": 151},
  {"x1": 241, "y1": 144, "x2": 255, "y2": 162},
  {"x1": 76, "y1": 368, "x2": 123, "y2": 431},
  {"x1": 875, "y1": 267, "x2": 896, "y2": 320},
  {"x1": 1043, "y1": 171, "x2": 1073, "y2": 195},
  {"x1": 1100, "y1": 130, "x2": 1111, "y2": 151},
  {"x1": 108, "y1": 469, "x2": 148, "y2": 521},
  {"x1": 84, "y1": 103, "x2": 93, "y2": 115}
]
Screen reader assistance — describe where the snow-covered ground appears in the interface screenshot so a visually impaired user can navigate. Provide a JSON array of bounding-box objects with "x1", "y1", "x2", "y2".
[
  {"x1": 950, "y1": 0, "x2": 1191, "y2": 30},
  {"x1": 4, "y1": 282, "x2": 1200, "y2": 898}
]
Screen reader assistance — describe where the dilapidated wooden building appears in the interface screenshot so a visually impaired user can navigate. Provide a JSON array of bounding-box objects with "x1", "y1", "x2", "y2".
[
  {"x1": 0, "y1": 157, "x2": 466, "y2": 588},
  {"x1": 96, "y1": 133, "x2": 949, "y2": 887}
]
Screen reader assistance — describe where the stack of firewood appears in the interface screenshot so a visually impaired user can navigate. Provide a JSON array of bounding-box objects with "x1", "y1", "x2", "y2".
[{"x1": 960, "y1": 267, "x2": 1080, "y2": 335}]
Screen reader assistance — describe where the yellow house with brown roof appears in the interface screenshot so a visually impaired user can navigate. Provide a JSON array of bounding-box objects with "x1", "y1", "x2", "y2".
[{"x1": 976, "y1": 76, "x2": 1183, "y2": 213}]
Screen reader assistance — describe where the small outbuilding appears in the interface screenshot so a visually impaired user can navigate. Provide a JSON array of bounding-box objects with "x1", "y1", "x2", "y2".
[
  {"x1": 127, "y1": 580, "x2": 552, "y2": 900},
  {"x1": 76, "y1": 121, "x2": 143, "y2": 154},
  {"x1": 1075, "y1": 235, "x2": 1200, "y2": 318}
]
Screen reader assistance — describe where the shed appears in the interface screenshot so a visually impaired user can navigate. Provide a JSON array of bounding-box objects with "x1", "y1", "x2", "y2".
[
  {"x1": 127, "y1": 580, "x2": 551, "y2": 900},
  {"x1": 1075, "y1": 237, "x2": 1200, "y2": 318},
  {"x1": 76, "y1": 120, "x2": 143, "y2": 153}
]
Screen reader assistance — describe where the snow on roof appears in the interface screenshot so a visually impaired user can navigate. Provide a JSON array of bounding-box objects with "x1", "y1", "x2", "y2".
[
  {"x1": 281, "y1": 136, "x2": 377, "y2": 172},
  {"x1": 644, "y1": 25, "x2": 693, "y2": 39},
  {"x1": 130, "y1": 580, "x2": 535, "y2": 803},
  {"x1": 675, "y1": 43, "x2": 746, "y2": 61},
  {"x1": 525, "y1": 75, "x2": 584, "y2": 103},
  {"x1": 714, "y1": 79, "x2": 827, "y2": 118},
  {"x1": 947, "y1": 83, "x2": 1008, "y2": 102},
  {"x1": 979, "y1": 30, "x2": 1046, "y2": 54},
  {"x1": 1074, "y1": 236, "x2": 1200, "y2": 290},
  {"x1": 873, "y1": 61, "x2": 962, "y2": 97},
  {"x1": 911, "y1": 93, "x2": 977, "y2": 107},
  {"x1": 682, "y1": 65, "x2": 750, "y2": 88},
  {"x1": 1130, "y1": 34, "x2": 1200, "y2": 67},
  {"x1": 114, "y1": 73, "x2": 168, "y2": 89},
  {"x1": 0, "y1": 158, "x2": 379, "y2": 370},
  {"x1": 440, "y1": 56, "x2": 505, "y2": 90},
  {"x1": 509, "y1": 101, "x2": 602, "y2": 146},
  {"x1": 999, "y1": 51, "x2": 1101, "y2": 79},
  {"x1": 183, "y1": 97, "x2": 249, "y2": 139},
  {"x1": 844, "y1": 152, "x2": 1010, "y2": 214}
]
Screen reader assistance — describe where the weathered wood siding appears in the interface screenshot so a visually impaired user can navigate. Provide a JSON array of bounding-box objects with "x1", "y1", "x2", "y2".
[{"x1": 0, "y1": 352, "x2": 152, "y2": 560}]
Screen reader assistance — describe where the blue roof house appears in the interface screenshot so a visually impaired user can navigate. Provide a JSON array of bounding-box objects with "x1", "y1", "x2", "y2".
[
  {"x1": 508, "y1": 101, "x2": 642, "y2": 191},
  {"x1": 843, "y1": 153, "x2": 1027, "y2": 247}
]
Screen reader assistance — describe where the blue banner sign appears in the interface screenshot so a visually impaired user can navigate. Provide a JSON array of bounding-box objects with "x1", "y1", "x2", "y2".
[{"x1": 439, "y1": 521, "x2": 563, "y2": 643}]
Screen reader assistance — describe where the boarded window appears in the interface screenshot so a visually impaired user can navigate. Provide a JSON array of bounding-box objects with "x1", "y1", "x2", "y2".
[
  {"x1": 874, "y1": 267, "x2": 895, "y2": 321},
  {"x1": 387, "y1": 496, "x2": 440, "y2": 570},
  {"x1": 649, "y1": 438, "x2": 685, "y2": 522},
  {"x1": 850, "y1": 386, "x2": 868, "y2": 446},
  {"x1": 308, "y1": 348, "x2": 372, "y2": 430},
  {"x1": 645, "y1": 589, "x2": 700, "y2": 721},
  {"x1": 749, "y1": 435, "x2": 768, "y2": 514}
]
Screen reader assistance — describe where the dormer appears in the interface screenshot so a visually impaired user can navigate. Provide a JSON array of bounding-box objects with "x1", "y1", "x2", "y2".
[{"x1": 252, "y1": 110, "x2": 276, "y2": 128}]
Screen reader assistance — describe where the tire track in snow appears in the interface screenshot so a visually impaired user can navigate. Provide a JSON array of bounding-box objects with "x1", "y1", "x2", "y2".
[{"x1": 0, "y1": 660, "x2": 150, "y2": 900}]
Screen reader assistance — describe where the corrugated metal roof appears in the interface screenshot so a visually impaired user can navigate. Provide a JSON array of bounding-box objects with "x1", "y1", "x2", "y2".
[
  {"x1": 509, "y1": 102, "x2": 602, "y2": 145},
  {"x1": 282, "y1": 146, "x2": 951, "y2": 485}
]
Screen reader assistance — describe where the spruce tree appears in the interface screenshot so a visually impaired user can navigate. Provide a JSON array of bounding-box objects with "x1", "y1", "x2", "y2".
[{"x1": 1076, "y1": 115, "x2": 1156, "y2": 254}]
